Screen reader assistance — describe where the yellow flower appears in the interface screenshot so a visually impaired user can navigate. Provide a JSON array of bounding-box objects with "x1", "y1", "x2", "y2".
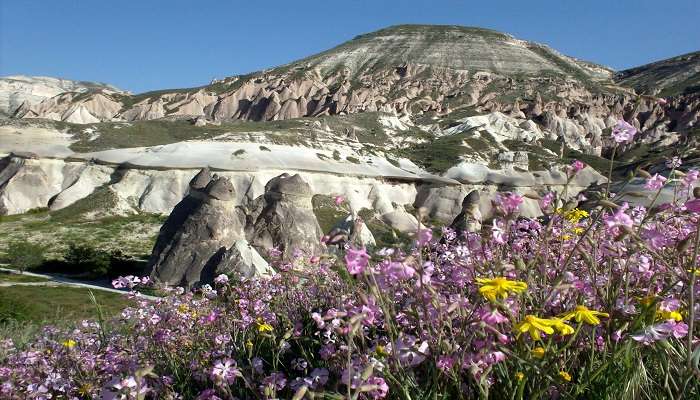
[
  {"x1": 516, "y1": 316, "x2": 574, "y2": 340},
  {"x1": 560, "y1": 305, "x2": 609, "y2": 326},
  {"x1": 515, "y1": 372, "x2": 524, "y2": 381},
  {"x1": 550, "y1": 319, "x2": 575, "y2": 335},
  {"x1": 515, "y1": 315, "x2": 555, "y2": 340},
  {"x1": 246, "y1": 340, "x2": 254, "y2": 348},
  {"x1": 531, "y1": 347, "x2": 545, "y2": 358},
  {"x1": 476, "y1": 277, "x2": 527, "y2": 301},
  {"x1": 177, "y1": 304, "x2": 190, "y2": 313},
  {"x1": 62, "y1": 339, "x2": 77, "y2": 349},
  {"x1": 561, "y1": 234, "x2": 572, "y2": 241},
  {"x1": 559, "y1": 371, "x2": 572, "y2": 382},
  {"x1": 658, "y1": 310, "x2": 683, "y2": 321},
  {"x1": 564, "y1": 209, "x2": 589, "y2": 224},
  {"x1": 256, "y1": 318, "x2": 273, "y2": 333},
  {"x1": 78, "y1": 384, "x2": 93, "y2": 396},
  {"x1": 572, "y1": 227, "x2": 585, "y2": 235},
  {"x1": 375, "y1": 345, "x2": 388, "y2": 357}
]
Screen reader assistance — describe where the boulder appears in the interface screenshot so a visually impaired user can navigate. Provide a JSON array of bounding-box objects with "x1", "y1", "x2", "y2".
[
  {"x1": 449, "y1": 190, "x2": 482, "y2": 236},
  {"x1": 148, "y1": 169, "x2": 271, "y2": 288},
  {"x1": 250, "y1": 173, "x2": 325, "y2": 258}
]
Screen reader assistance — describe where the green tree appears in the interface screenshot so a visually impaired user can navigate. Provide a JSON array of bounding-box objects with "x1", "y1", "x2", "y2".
[{"x1": 4, "y1": 241, "x2": 47, "y2": 273}]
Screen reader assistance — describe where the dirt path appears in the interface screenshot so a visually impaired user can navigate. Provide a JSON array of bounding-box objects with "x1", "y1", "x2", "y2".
[{"x1": 0, "y1": 266, "x2": 159, "y2": 300}]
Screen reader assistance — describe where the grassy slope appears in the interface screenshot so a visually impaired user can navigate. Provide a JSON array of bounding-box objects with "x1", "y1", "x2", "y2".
[{"x1": 0, "y1": 286, "x2": 131, "y2": 325}]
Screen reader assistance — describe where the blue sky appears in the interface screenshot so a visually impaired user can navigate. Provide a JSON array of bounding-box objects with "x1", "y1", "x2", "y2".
[{"x1": 1, "y1": 1, "x2": 698, "y2": 94}]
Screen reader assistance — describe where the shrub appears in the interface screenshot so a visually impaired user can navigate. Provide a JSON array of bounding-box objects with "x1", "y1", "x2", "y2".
[
  {"x1": 3, "y1": 241, "x2": 46, "y2": 273},
  {"x1": 63, "y1": 243, "x2": 111, "y2": 278}
]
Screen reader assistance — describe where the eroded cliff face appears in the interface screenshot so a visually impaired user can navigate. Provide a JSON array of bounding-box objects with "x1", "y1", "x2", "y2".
[{"x1": 0, "y1": 75, "x2": 124, "y2": 118}]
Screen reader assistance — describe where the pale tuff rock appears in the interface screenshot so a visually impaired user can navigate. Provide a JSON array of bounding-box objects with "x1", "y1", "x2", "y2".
[
  {"x1": 250, "y1": 174, "x2": 325, "y2": 258},
  {"x1": 0, "y1": 75, "x2": 123, "y2": 117},
  {"x1": 443, "y1": 112, "x2": 543, "y2": 143},
  {"x1": 148, "y1": 171, "x2": 271, "y2": 288}
]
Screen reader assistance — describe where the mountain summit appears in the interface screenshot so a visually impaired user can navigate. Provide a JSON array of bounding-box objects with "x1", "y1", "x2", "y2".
[{"x1": 8, "y1": 24, "x2": 620, "y2": 124}]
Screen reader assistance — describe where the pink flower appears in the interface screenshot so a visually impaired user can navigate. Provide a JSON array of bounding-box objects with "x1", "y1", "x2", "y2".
[
  {"x1": 612, "y1": 120, "x2": 637, "y2": 143},
  {"x1": 658, "y1": 98, "x2": 668, "y2": 105},
  {"x1": 394, "y1": 334, "x2": 429, "y2": 367},
  {"x1": 603, "y1": 202, "x2": 634, "y2": 230},
  {"x1": 478, "y1": 307, "x2": 509, "y2": 324},
  {"x1": 345, "y1": 247, "x2": 369, "y2": 275},
  {"x1": 685, "y1": 199, "x2": 700, "y2": 213},
  {"x1": 437, "y1": 355, "x2": 456, "y2": 371},
  {"x1": 416, "y1": 228, "x2": 433, "y2": 247},
  {"x1": 644, "y1": 174, "x2": 667, "y2": 191},
  {"x1": 494, "y1": 192, "x2": 523, "y2": 215},
  {"x1": 334, "y1": 195, "x2": 345, "y2": 206},
  {"x1": 214, "y1": 274, "x2": 229, "y2": 285},
  {"x1": 683, "y1": 170, "x2": 699, "y2": 188},
  {"x1": 569, "y1": 160, "x2": 586, "y2": 175},
  {"x1": 540, "y1": 192, "x2": 555, "y2": 210},
  {"x1": 366, "y1": 376, "x2": 389, "y2": 399},
  {"x1": 211, "y1": 359, "x2": 239, "y2": 384}
]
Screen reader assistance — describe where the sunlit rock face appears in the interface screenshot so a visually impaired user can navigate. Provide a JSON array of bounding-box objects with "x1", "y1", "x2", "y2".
[
  {"x1": 147, "y1": 170, "x2": 271, "y2": 288},
  {"x1": 249, "y1": 173, "x2": 326, "y2": 258},
  {"x1": 0, "y1": 75, "x2": 123, "y2": 118}
]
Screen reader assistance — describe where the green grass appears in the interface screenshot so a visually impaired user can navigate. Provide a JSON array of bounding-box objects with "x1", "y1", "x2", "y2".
[
  {"x1": 396, "y1": 131, "x2": 488, "y2": 173},
  {"x1": 0, "y1": 271, "x2": 48, "y2": 283},
  {"x1": 0, "y1": 286, "x2": 131, "y2": 325}
]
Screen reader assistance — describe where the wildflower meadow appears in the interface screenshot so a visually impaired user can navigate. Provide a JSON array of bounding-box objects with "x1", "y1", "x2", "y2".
[{"x1": 3, "y1": 122, "x2": 700, "y2": 399}]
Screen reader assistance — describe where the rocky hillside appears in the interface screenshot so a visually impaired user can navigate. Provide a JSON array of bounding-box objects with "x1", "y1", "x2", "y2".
[
  {"x1": 1, "y1": 24, "x2": 698, "y2": 233},
  {"x1": 616, "y1": 51, "x2": 700, "y2": 97},
  {"x1": 0, "y1": 75, "x2": 123, "y2": 118}
]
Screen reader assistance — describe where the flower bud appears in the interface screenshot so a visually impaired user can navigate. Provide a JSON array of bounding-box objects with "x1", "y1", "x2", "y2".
[
  {"x1": 599, "y1": 200, "x2": 619, "y2": 209},
  {"x1": 636, "y1": 169, "x2": 652, "y2": 179}
]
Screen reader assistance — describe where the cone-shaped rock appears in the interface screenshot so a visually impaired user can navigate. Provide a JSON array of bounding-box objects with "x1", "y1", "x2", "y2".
[
  {"x1": 148, "y1": 170, "x2": 270, "y2": 288},
  {"x1": 250, "y1": 173, "x2": 325, "y2": 258},
  {"x1": 450, "y1": 190, "x2": 482, "y2": 236}
]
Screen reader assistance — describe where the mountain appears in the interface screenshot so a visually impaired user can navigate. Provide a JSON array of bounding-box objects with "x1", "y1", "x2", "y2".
[
  {"x1": 11, "y1": 25, "x2": 618, "y2": 125},
  {"x1": 0, "y1": 75, "x2": 123, "y2": 118},
  {"x1": 0, "y1": 25, "x2": 697, "y2": 236},
  {"x1": 616, "y1": 51, "x2": 700, "y2": 97}
]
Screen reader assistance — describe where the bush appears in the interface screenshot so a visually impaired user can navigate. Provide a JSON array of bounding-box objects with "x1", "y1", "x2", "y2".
[
  {"x1": 3, "y1": 241, "x2": 46, "y2": 273},
  {"x1": 57, "y1": 244, "x2": 144, "y2": 280},
  {"x1": 63, "y1": 243, "x2": 111, "y2": 278}
]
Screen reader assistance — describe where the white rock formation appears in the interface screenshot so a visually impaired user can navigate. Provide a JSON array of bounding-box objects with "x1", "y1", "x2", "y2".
[{"x1": 0, "y1": 75, "x2": 123, "y2": 117}]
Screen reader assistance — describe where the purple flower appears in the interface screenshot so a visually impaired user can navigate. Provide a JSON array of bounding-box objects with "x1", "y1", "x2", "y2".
[
  {"x1": 394, "y1": 334, "x2": 429, "y2": 367},
  {"x1": 603, "y1": 202, "x2": 634, "y2": 231},
  {"x1": 345, "y1": 247, "x2": 369, "y2": 275},
  {"x1": 214, "y1": 274, "x2": 229, "y2": 285},
  {"x1": 308, "y1": 368, "x2": 329, "y2": 389},
  {"x1": 366, "y1": 376, "x2": 389, "y2": 399},
  {"x1": 683, "y1": 170, "x2": 699, "y2": 188},
  {"x1": 416, "y1": 228, "x2": 433, "y2": 247},
  {"x1": 494, "y1": 192, "x2": 523, "y2": 215},
  {"x1": 611, "y1": 120, "x2": 637, "y2": 143},
  {"x1": 666, "y1": 157, "x2": 682, "y2": 169},
  {"x1": 570, "y1": 160, "x2": 586, "y2": 175},
  {"x1": 644, "y1": 174, "x2": 667, "y2": 191},
  {"x1": 211, "y1": 359, "x2": 239, "y2": 384},
  {"x1": 540, "y1": 192, "x2": 555, "y2": 210},
  {"x1": 686, "y1": 199, "x2": 700, "y2": 213}
]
